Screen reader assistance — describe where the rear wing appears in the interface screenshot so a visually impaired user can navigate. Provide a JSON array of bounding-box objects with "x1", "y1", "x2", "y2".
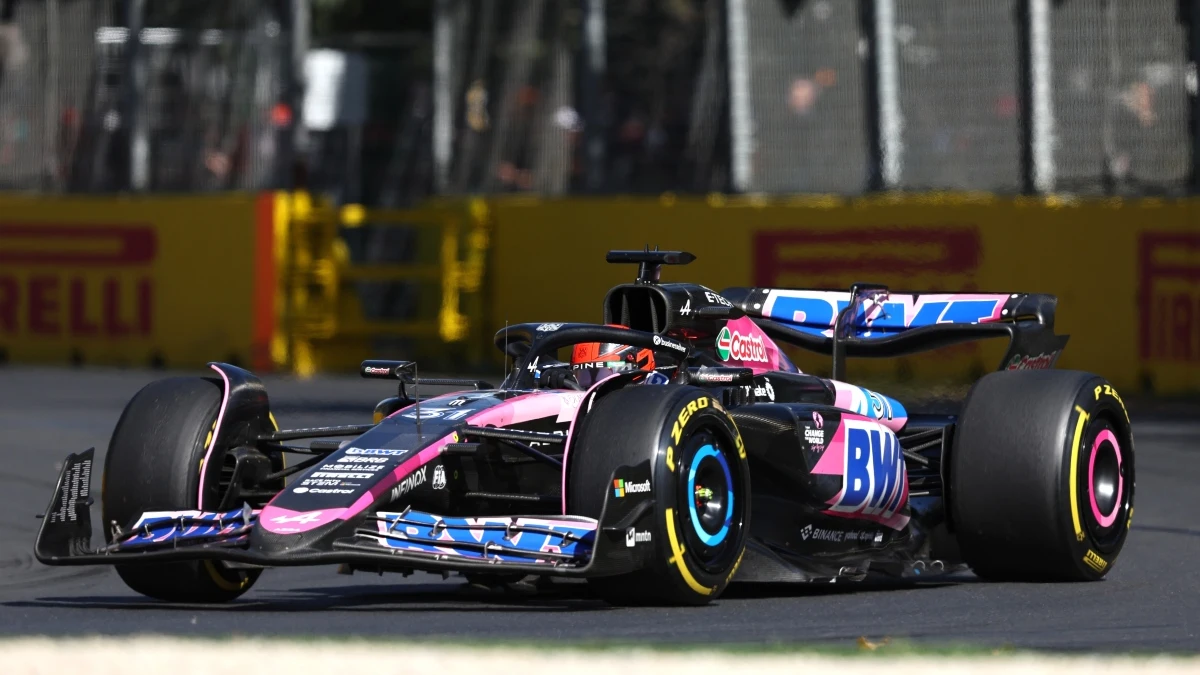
[{"x1": 721, "y1": 284, "x2": 1068, "y2": 380}]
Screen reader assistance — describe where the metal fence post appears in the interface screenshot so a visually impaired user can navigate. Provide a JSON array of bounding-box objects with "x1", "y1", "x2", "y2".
[
  {"x1": 860, "y1": 0, "x2": 881, "y2": 191},
  {"x1": 433, "y1": 0, "x2": 455, "y2": 194},
  {"x1": 727, "y1": 0, "x2": 752, "y2": 192},
  {"x1": 862, "y1": 0, "x2": 901, "y2": 191},
  {"x1": 1019, "y1": 0, "x2": 1056, "y2": 194},
  {"x1": 1188, "y1": 0, "x2": 1200, "y2": 194},
  {"x1": 581, "y1": 0, "x2": 606, "y2": 192},
  {"x1": 122, "y1": 0, "x2": 147, "y2": 191}
]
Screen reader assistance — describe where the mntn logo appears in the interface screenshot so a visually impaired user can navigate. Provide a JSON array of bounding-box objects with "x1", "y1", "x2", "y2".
[{"x1": 829, "y1": 421, "x2": 906, "y2": 518}]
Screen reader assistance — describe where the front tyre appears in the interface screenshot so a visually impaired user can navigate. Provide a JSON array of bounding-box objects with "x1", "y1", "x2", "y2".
[
  {"x1": 950, "y1": 370, "x2": 1134, "y2": 581},
  {"x1": 567, "y1": 386, "x2": 750, "y2": 605},
  {"x1": 102, "y1": 377, "x2": 259, "y2": 602}
]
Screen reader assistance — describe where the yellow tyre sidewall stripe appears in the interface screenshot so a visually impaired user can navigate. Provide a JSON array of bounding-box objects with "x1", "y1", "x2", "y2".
[
  {"x1": 203, "y1": 559, "x2": 250, "y2": 591},
  {"x1": 201, "y1": 414, "x2": 274, "y2": 591},
  {"x1": 664, "y1": 507, "x2": 714, "y2": 596},
  {"x1": 1069, "y1": 405, "x2": 1090, "y2": 544}
]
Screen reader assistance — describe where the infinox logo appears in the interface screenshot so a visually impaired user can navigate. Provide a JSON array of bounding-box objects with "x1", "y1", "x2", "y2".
[
  {"x1": 829, "y1": 419, "x2": 906, "y2": 520},
  {"x1": 389, "y1": 466, "x2": 428, "y2": 501},
  {"x1": 716, "y1": 326, "x2": 768, "y2": 363}
]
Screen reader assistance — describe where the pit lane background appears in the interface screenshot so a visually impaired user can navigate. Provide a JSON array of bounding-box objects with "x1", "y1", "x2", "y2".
[{"x1": 2, "y1": 192, "x2": 1199, "y2": 393}]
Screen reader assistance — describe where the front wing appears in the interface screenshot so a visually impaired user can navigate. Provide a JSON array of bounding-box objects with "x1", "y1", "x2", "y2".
[{"x1": 34, "y1": 449, "x2": 640, "y2": 578}]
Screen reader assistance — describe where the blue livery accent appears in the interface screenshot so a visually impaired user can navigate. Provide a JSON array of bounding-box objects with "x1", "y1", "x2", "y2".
[
  {"x1": 761, "y1": 290, "x2": 1005, "y2": 339},
  {"x1": 833, "y1": 423, "x2": 905, "y2": 518},
  {"x1": 373, "y1": 510, "x2": 597, "y2": 563},
  {"x1": 840, "y1": 384, "x2": 909, "y2": 423},
  {"x1": 643, "y1": 371, "x2": 671, "y2": 385},
  {"x1": 118, "y1": 509, "x2": 254, "y2": 549},
  {"x1": 687, "y1": 444, "x2": 734, "y2": 546}
]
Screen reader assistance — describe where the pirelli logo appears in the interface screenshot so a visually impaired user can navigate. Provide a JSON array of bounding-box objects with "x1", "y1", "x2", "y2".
[
  {"x1": 1083, "y1": 549, "x2": 1108, "y2": 573},
  {"x1": 753, "y1": 226, "x2": 981, "y2": 289},
  {"x1": 0, "y1": 224, "x2": 156, "y2": 266},
  {"x1": 0, "y1": 224, "x2": 156, "y2": 338},
  {"x1": 1140, "y1": 232, "x2": 1200, "y2": 362}
]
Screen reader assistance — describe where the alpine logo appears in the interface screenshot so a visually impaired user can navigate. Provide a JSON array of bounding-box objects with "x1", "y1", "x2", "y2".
[
  {"x1": 829, "y1": 419, "x2": 907, "y2": 520},
  {"x1": 715, "y1": 326, "x2": 768, "y2": 363},
  {"x1": 402, "y1": 407, "x2": 471, "y2": 420}
]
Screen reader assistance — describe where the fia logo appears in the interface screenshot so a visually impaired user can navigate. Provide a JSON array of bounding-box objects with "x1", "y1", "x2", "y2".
[{"x1": 432, "y1": 465, "x2": 446, "y2": 490}]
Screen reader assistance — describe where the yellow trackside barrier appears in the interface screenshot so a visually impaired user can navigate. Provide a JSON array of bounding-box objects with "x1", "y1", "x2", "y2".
[
  {"x1": 484, "y1": 194, "x2": 1200, "y2": 394},
  {"x1": 0, "y1": 194, "x2": 275, "y2": 370},
  {"x1": 276, "y1": 195, "x2": 490, "y2": 376}
]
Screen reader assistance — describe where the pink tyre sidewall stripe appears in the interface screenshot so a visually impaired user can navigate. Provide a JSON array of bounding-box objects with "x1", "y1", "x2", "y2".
[
  {"x1": 1087, "y1": 428, "x2": 1123, "y2": 528},
  {"x1": 197, "y1": 365, "x2": 231, "y2": 511}
]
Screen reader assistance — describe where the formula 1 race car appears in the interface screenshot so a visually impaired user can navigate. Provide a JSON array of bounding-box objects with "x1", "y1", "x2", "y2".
[{"x1": 34, "y1": 250, "x2": 1134, "y2": 605}]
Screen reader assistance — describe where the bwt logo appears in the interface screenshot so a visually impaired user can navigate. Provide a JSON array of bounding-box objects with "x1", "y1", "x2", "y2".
[
  {"x1": 829, "y1": 420, "x2": 906, "y2": 519},
  {"x1": 761, "y1": 290, "x2": 1005, "y2": 335},
  {"x1": 0, "y1": 224, "x2": 156, "y2": 338}
]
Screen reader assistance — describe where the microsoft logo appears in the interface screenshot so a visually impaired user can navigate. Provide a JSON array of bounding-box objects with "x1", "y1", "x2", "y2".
[{"x1": 613, "y1": 478, "x2": 651, "y2": 498}]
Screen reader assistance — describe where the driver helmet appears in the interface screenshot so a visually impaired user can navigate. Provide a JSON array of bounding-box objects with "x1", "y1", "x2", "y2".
[{"x1": 571, "y1": 326, "x2": 656, "y2": 388}]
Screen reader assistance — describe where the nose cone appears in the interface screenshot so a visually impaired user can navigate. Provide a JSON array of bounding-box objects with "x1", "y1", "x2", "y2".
[{"x1": 249, "y1": 506, "x2": 359, "y2": 557}]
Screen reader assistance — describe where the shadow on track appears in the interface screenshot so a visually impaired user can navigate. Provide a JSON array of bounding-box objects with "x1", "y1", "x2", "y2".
[
  {"x1": 1132, "y1": 524, "x2": 1200, "y2": 538},
  {"x1": 2, "y1": 579, "x2": 614, "y2": 614},
  {"x1": 5, "y1": 574, "x2": 971, "y2": 614},
  {"x1": 721, "y1": 575, "x2": 965, "y2": 600}
]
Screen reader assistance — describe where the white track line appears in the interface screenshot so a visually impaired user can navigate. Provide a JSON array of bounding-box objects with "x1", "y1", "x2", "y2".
[{"x1": 1, "y1": 637, "x2": 1198, "y2": 675}]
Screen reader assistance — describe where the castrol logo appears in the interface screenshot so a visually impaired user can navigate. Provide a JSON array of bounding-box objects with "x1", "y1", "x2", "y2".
[{"x1": 716, "y1": 326, "x2": 768, "y2": 363}]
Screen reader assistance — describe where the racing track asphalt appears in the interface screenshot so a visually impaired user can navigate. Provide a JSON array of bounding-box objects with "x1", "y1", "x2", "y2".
[{"x1": 0, "y1": 366, "x2": 1198, "y2": 651}]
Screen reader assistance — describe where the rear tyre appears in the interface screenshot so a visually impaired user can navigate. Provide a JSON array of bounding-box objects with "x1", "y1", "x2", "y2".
[
  {"x1": 102, "y1": 377, "x2": 260, "y2": 602},
  {"x1": 950, "y1": 370, "x2": 1134, "y2": 581},
  {"x1": 567, "y1": 386, "x2": 750, "y2": 606}
]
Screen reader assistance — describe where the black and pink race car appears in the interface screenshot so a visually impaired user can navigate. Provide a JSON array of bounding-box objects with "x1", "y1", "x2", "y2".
[{"x1": 35, "y1": 249, "x2": 1134, "y2": 605}]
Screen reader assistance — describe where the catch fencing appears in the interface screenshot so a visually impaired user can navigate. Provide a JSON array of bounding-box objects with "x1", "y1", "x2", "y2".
[{"x1": 2, "y1": 1, "x2": 1193, "y2": 199}]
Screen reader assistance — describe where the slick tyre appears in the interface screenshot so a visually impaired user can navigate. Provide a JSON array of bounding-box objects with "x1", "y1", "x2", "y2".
[
  {"x1": 567, "y1": 386, "x2": 750, "y2": 606},
  {"x1": 950, "y1": 370, "x2": 1134, "y2": 581},
  {"x1": 102, "y1": 377, "x2": 259, "y2": 602}
]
